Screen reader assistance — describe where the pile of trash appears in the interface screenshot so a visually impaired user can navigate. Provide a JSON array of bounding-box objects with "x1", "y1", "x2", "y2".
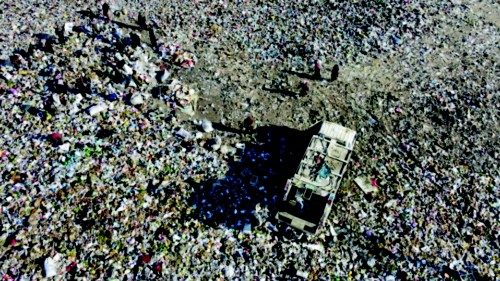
[
  {"x1": 0, "y1": 7, "x2": 227, "y2": 280},
  {"x1": 0, "y1": 1, "x2": 499, "y2": 280}
]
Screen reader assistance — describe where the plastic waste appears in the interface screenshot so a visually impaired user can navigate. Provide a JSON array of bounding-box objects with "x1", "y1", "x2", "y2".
[
  {"x1": 201, "y1": 119, "x2": 213, "y2": 133},
  {"x1": 88, "y1": 103, "x2": 108, "y2": 116},
  {"x1": 44, "y1": 256, "x2": 60, "y2": 277},
  {"x1": 130, "y1": 93, "x2": 144, "y2": 105}
]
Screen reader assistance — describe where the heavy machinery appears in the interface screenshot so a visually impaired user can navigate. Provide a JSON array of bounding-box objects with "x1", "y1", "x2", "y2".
[{"x1": 275, "y1": 121, "x2": 356, "y2": 234}]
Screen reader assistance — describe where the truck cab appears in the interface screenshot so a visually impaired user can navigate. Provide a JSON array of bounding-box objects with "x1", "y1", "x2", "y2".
[{"x1": 276, "y1": 121, "x2": 356, "y2": 234}]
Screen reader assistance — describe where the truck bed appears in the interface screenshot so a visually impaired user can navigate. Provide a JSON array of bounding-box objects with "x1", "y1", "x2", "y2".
[{"x1": 277, "y1": 185, "x2": 330, "y2": 233}]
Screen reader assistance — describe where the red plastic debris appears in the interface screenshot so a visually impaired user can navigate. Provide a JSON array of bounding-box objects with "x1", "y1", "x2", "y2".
[
  {"x1": 140, "y1": 254, "x2": 151, "y2": 264},
  {"x1": 0, "y1": 150, "x2": 8, "y2": 158},
  {"x1": 48, "y1": 132, "x2": 63, "y2": 145},
  {"x1": 2, "y1": 274, "x2": 14, "y2": 281},
  {"x1": 153, "y1": 261, "x2": 162, "y2": 273},
  {"x1": 66, "y1": 261, "x2": 77, "y2": 272}
]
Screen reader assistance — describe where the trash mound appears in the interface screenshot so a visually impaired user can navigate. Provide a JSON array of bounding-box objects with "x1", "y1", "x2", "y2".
[
  {"x1": 0, "y1": 9, "x2": 313, "y2": 280},
  {"x1": 0, "y1": 9, "x2": 227, "y2": 280},
  {"x1": 0, "y1": 12, "x2": 198, "y2": 122},
  {"x1": 157, "y1": 0, "x2": 458, "y2": 64},
  {"x1": 1, "y1": 2, "x2": 499, "y2": 280}
]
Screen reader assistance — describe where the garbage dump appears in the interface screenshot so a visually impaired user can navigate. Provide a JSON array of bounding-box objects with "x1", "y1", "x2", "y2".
[{"x1": 0, "y1": 1, "x2": 498, "y2": 280}]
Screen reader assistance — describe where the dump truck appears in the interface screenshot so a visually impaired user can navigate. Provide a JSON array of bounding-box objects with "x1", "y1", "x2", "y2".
[{"x1": 275, "y1": 121, "x2": 356, "y2": 234}]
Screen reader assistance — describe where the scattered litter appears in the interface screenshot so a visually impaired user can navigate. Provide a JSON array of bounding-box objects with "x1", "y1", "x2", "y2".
[
  {"x1": 201, "y1": 119, "x2": 213, "y2": 133},
  {"x1": 296, "y1": 270, "x2": 309, "y2": 279},
  {"x1": 88, "y1": 103, "x2": 108, "y2": 116},
  {"x1": 243, "y1": 223, "x2": 252, "y2": 234},
  {"x1": 130, "y1": 93, "x2": 144, "y2": 105},
  {"x1": 43, "y1": 256, "x2": 60, "y2": 278},
  {"x1": 0, "y1": 1, "x2": 496, "y2": 280},
  {"x1": 354, "y1": 176, "x2": 379, "y2": 194}
]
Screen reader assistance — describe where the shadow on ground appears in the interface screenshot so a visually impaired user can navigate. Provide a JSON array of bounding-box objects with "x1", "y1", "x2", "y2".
[
  {"x1": 188, "y1": 124, "x2": 314, "y2": 232},
  {"x1": 283, "y1": 69, "x2": 326, "y2": 81},
  {"x1": 262, "y1": 86, "x2": 299, "y2": 98}
]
